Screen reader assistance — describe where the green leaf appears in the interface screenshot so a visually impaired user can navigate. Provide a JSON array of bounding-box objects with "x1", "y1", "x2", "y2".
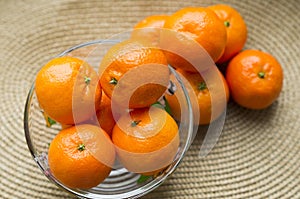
[
  {"x1": 163, "y1": 96, "x2": 172, "y2": 115},
  {"x1": 151, "y1": 97, "x2": 172, "y2": 115},
  {"x1": 152, "y1": 101, "x2": 164, "y2": 109},
  {"x1": 44, "y1": 115, "x2": 56, "y2": 127},
  {"x1": 137, "y1": 175, "x2": 151, "y2": 183}
]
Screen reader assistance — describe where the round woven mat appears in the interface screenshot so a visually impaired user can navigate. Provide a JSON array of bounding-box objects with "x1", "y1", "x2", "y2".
[{"x1": 0, "y1": 0, "x2": 299, "y2": 198}]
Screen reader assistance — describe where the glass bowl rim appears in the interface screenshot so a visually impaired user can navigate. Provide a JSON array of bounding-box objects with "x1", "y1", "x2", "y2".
[{"x1": 24, "y1": 39, "x2": 194, "y2": 199}]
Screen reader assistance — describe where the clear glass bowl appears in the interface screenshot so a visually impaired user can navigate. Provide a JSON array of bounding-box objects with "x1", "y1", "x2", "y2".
[{"x1": 24, "y1": 39, "x2": 195, "y2": 199}]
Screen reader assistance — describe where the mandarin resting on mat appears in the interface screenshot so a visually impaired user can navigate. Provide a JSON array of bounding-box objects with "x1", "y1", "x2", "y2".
[
  {"x1": 99, "y1": 39, "x2": 170, "y2": 109},
  {"x1": 208, "y1": 4, "x2": 248, "y2": 63},
  {"x1": 132, "y1": 15, "x2": 169, "y2": 46},
  {"x1": 161, "y1": 7, "x2": 227, "y2": 72},
  {"x1": 134, "y1": 15, "x2": 168, "y2": 29},
  {"x1": 112, "y1": 106, "x2": 179, "y2": 176},
  {"x1": 35, "y1": 56, "x2": 102, "y2": 125},
  {"x1": 226, "y1": 49, "x2": 283, "y2": 109},
  {"x1": 165, "y1": 68, "x2": 229, "y2": 125},
  {"x1": 48, "y1": 124, "x2": 115, "y2": 189}
]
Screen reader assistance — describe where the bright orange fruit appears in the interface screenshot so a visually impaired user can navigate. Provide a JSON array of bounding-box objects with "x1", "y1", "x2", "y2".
[
  {"x1": 35, "y1": 56, "x2": 101, "y2": 125},
  {"x1": 165, "y1": 68, "x2": 229, "y2": 125},
  {"x1": 161, "y1": 7, "x2": 227, "y2": 72},
  {"x1": 96, "y1": 91, "x2": 116, "y2": 136},
  {"x1": 48, "y1": 124, "x2": 115, "y2": 189},
  {"x1": 112, "y1": 107, "x2": 179, "y2": 175},
  {"x1": 132, "y1": 15, "x2": 168, "y2": 46},
  {"x1": 226, "y1": 49, "x2": 283, "y2": 109},
  {"x1": 99, "y1": 39, "x2": 169, "y2": 109},
  {"x1": 208, "y1": 4, "x2": 248, "y2": 63},
  {"x1": 134, "y1": 15, "x2": 168, "y2": 29}
]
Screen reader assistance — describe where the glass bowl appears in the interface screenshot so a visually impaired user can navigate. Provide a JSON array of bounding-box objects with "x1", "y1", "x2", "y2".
[{"x1": 24, "y1": 39, "x2": 195, "y2": 199}]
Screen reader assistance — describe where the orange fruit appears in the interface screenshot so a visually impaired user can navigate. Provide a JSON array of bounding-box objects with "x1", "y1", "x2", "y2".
[
  {"x1": 95, "y1": 91, "x2": 116, "y2": 136},
  {"x1": 208, "y1": 4, "x2": 247, "y2": 63},
  {"x1": 112, "y1": 106, "x2": 179, "y2": 175},
  {"x1": 161, "y1": 7, "x2": 227, "y2": 72},
  {"x1": 35, "y1": 56, "x2": 101, "y2": 125},
  {"x1": 134, "y1": 15, "x2": 168, "y2": 29},
  {"x1": 226, "y1": 49, "x2": 283, "y2": 109},
  {"x1": 61, "y1": 123, "x2": 73, "y2": 130},
  {"x1": 165, "y1": 68, "x2": 229, "y2": 125},
  {"x1": 99, "y1": 39, "x2": 170, "y2": 109},
  {"x1": 132, "y1": 15, "x2": 168, "y2": 46},
  {"x1": 48, "y1": 124, "x2": 115, "y2": 189}
]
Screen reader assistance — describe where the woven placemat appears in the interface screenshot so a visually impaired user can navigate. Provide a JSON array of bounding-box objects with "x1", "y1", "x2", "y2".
[{"x1": 0, "y1": 0, "x2": 299, "y2": 198}]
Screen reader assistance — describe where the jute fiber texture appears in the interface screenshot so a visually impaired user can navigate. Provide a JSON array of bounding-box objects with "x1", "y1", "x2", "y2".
[{"x1": 0, "y1": 0, "x2": 299, "y2": 198}]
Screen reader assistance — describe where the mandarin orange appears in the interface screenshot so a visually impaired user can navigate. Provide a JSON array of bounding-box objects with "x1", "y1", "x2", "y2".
[
  {"x1": 161, "y1": 7, "x2": 227, "y2": 72},
  {"x1": 132, "y1": 15, "x2": 168, "y2": 46},
  {"x1": 226, "y1": 49, "x2": 283, "y2": 109},
  {"x1": 112, "y1": 106, "x2": 179, "y2": 175},
  {"x1": 134, "y1": 15, "x2": 168, "y2": 29},
  {"x1": 95, "y1": 91, "x2": 116, "y2": 136},
  {"x1": 48, "y1": 124, "x2": 115, "y2": 189},
  {"x1": 165, "y1": 68, "x2": 229, "y2": 125},
  {"x1": 99, "y1": 39, "x2": 169, "y2": 109},
  {"x1": 35, "y1": 56, "x2": 101, "y2": 125},
  {"x1": 208, "y1": 4, "x2": 247, "y2": 63}
]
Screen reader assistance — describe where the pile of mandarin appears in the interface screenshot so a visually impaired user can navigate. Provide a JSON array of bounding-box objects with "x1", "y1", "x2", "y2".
[{"x1": 35, "y1": 4, "x2": 283, "y2": 189}]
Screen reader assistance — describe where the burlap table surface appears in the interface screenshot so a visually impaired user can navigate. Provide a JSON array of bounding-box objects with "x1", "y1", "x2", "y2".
[{"x1": 0, "y1": 0, "x2": 299, "y2": 198}]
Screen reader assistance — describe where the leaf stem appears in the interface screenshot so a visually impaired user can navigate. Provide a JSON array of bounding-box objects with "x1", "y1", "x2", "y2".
[
  {"x1": 258, "y1": 72, "x2": 265, "y2": 79},
  {"x1": 198, "y1": 82, "x2": 207, "y2": 91},
  {"x1": 77, "y1": 144, "x2": 85, "y2": 151},
  {"x1": 109, "y1": 77, "x2": 118, "y2": 85},
  {"x1": 84, "y1": 76, "x2": 91, "y2": 84},
  {"x1": 224, "y1": 21, "x2": 230, "y2": 27},
  {"x1": 131, "y1": 120, "x2": 141, "y2": 127}
]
